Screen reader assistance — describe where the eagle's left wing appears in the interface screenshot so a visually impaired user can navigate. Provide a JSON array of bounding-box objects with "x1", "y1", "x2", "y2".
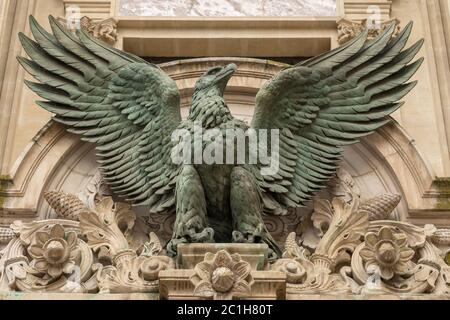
[{"x1": 251, "y1": 22, "x2": 423, "y2": 213}]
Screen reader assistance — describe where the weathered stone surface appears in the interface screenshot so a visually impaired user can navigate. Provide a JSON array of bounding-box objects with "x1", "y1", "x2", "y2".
[
  {"x1": 337, "y1": 18, "x2": 401, "y2": 45},
  {"x1": 1, "y1": 179, "x2": 449, "y2": 299},
  {"x1": 160, "y1": 245, "x2": 286, "y2": 300},
  {"x1": 177, "y1": 243, "x2": 268, "y2": 270},
  {"x1": 0, "y1": 292, "x2": 160, "y2": 300},
  {"x1": 1, "y1": 292, "x2": 449, "y2": 300},
  {"x1": 159, "y1": 269, "x2": 286, "y2": 300},
  {"x1": 118, "y1": 0, "x2": 337, "y2": 17}
]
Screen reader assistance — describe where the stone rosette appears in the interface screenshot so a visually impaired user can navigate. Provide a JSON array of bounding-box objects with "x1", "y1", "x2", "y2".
[
  {"x1": 28, "y1": 224, "x2": 80, "y2": 278},
  {"x1": 191, "y1": 250, "x2": 254, "y2": 300},
  {"x1": 359, "y1": 227, "x2": 415, "y2": 280}
]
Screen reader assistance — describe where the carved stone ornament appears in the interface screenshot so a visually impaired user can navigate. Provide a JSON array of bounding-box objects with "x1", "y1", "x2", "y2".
[
  {"x1": 337, "y1": 18, "x2": 401, "y2": 45},
  {"x1": 0, "y1": 186, "x2": 174, "y2": 294},
  {"x1": 0, "y1": 227, "x2": 15, "y2": 244},
  {"x1": 27, "y1": 224, "x2": 80, "y2": 279},
  {"x1": 44, "y1": 191, "x2": 87, "y2": 221},
  {"x1": 359, "y1": 227, "x2": 415, "y2": 281},
  {"x1": 56, "y1": 16, "x2": 118, "y2": 44},
  {"x1": 269, "y1": 169, "x2": 450, "y2": 296},
  {"x1": 1, "y1": 168, "x2": 450, "y2": 298},
  {"x1": 191, "y1": 250, "x2": 253, "y2": 300}
]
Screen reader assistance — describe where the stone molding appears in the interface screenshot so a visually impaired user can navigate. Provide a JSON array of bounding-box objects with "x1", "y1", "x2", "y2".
[
  {"x1": 342, "y1": 0, "x2": 392, "y2": 21},
  {"x1": 338, "y1": 0, "x2": 397, "y2": 44},
  {"x1": 420, "y1": 0, "x2": 450, "y2": 175},
  {"x1": 0, "y1": 0, "x2": 39, "y2": 176},
  {"x1": 62, "y1": 0, "x2": 114, "y2": 21}
]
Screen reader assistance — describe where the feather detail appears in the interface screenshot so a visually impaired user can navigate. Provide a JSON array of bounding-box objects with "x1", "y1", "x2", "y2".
[
  {"x1": 18, "y1": 15, "x2": 182, "y2": 213},
  {"x1": 252, "y1": 22, "x2": 423, "y2": 211}
]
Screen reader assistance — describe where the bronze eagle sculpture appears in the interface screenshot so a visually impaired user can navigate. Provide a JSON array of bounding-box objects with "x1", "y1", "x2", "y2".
[{"x1": 18, "y1": 16, "x2": 423, "y2": 258}]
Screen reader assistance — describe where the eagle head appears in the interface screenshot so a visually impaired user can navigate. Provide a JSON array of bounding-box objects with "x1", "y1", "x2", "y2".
[{"x1": 193, "y1": 63, "x2": 237, "y2": 97}]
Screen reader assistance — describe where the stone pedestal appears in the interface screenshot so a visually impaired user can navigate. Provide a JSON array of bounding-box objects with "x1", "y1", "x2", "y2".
[
  {"x1": 176, "y1": 243, "x2": 269, "y2": 270},
  {"x1": 159, "y1": 244, "x2": 286, "y2": 300}
]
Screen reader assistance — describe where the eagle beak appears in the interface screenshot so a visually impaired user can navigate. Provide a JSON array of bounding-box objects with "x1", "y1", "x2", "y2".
[{"x1": 217, "y1": 63, "x2": 237, "y2": 82}]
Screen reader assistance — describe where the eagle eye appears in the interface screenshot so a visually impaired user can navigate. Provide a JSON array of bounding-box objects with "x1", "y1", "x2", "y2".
[{"x1": 207, "y1": 67, "x2": 221, "y2": 75}]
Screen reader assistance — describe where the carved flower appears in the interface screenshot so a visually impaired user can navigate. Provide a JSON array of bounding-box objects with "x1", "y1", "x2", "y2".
[
  {"x1": 28, "y1": 224, "x2": 79, "y2": 278},
  {"x1": 192, "y1": 250, "x2": 253, "y2": 300},
  {"x1": 360, "y1": 227, "x2": 414, "y2": 280}
]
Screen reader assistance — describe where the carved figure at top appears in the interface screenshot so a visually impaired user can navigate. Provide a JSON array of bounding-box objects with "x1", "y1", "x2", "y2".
[{"x1": 18, "y1": 16, "x2": 423, "y2": 258}]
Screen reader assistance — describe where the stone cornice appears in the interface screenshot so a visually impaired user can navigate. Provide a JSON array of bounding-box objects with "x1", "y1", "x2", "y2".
[
  {"x1": 62, "y1": 0, "x2": 114, "y2": 20},
  {"x1": 342, "y1": 0, "x2": 393, "y2": 20}
]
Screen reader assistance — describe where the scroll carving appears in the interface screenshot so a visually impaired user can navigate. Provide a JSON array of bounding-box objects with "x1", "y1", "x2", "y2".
[{"x1": 56, "y1": 16, "x2": 117, "y2": 44}]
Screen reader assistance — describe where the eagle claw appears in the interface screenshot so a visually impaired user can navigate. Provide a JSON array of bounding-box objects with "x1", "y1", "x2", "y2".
[{"x1": 166, "y1": 227, "x2": 215, "y2": 257}]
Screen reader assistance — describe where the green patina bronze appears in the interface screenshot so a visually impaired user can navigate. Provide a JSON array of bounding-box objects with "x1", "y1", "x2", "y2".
[{"x1": 18, "y1": 16, "x2": 423, "y2": 258}]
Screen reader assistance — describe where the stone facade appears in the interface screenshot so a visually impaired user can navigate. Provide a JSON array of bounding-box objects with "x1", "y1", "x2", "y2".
[{"x1": 1, "y1": 0, "x2": 450, "y2": 300}]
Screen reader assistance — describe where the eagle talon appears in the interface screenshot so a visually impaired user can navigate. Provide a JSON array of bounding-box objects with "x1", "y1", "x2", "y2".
[
  {"x1": 232, "y1": 225, "x2": 281, "y2": 260},
  {"x1": 188, "y1": 227, "x2": 215, "y2": 243},
  {"x1": 232, "y1": 224, "x2": 264, "y2": 243},
  {"x1": 232, "y1": 230, "x2": 246, "y2": 243},
  {"x1": 166, "y1": 227, "x2": 215, "y2": 257}
]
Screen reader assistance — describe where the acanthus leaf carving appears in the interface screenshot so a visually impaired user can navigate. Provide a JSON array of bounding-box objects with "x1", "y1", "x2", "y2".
[
  {"x1": 141, "y1": 232, "x2": 163, "y2": 257},
  {"x1": 1, "y1": 190, "x2": 175, "y2": 294},
  {"x1": 79, "y1": 196, "x2": 130, "y2": 257},
  {"x1": 310, "y1": 199, "x2": 334, "y2": 238},
  {"x1": 313, "y1": 196, "x2": 369, "y2": 266},
  {"x1": 270, "y1": 169, "x2": 450, "y2": 296},
  {"x1": 96, "y1": 249, "x2": 174, "y2": 293}
]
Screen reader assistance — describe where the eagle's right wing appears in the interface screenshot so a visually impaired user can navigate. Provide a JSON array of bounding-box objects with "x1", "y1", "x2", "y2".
[{"x1": 18, "y1": 16, "x2": 182, "y2": 213}]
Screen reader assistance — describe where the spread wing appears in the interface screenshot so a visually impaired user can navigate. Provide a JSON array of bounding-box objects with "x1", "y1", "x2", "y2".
[
  {"x1": 18, "y1": 16, "x2": 181, "y2": 213},
  {"x1": 251, "y1": 22, "x2": 423, "y2": 213}
]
